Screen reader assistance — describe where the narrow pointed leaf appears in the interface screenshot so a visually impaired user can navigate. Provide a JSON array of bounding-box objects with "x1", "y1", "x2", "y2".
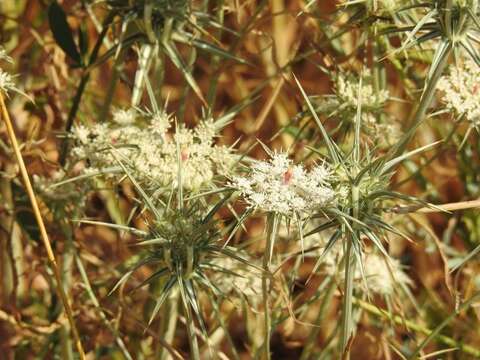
[
  {"x1": 48, "y1": 2, "x2": 82, "y2": 65},
  {"x1": 148, "y1": 276, "x2": 177, "y2": 326}
]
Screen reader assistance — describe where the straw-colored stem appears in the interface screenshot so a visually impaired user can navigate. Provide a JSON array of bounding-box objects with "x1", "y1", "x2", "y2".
[
  {"x1": 0, "y1": 92, "x2": 86, "y2": 360},
  {"x1": 392, "y1": 198, "x2": 480, "y2": 214}
]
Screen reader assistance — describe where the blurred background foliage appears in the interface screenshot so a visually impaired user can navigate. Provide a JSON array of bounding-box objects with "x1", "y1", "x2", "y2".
[{"x1": 1, "y1": 0, "x2": 480, "y2": 359}]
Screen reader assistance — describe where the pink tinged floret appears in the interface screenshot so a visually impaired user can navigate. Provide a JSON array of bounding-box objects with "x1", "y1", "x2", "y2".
[
  {"x1": 181, "y1": 149, "x2": 189, "y2": 162},
  {"x1": 282, "y1": 168, "x2": 294, "y2": 185}
]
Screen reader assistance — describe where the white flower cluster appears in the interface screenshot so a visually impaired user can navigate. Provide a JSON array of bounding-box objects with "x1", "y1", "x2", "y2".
[
  {"x1": 316, "y1": 71, "x2": 388, "y2": 116},
  {"x1": 72, "y1": 108, "x2": 237, "y2": 192},
  {"x1": 315, "y1": 70, "x2": 398, "y2": 147},
  {"x1": 231, "y1": 153, "x2": 335, "y2": 216},
  {"x1": 438, "y1": 59, "x2": 480, "y2": 126},
  {"x1": 211, "y1": 255, "x2": 262, "y2": 303},
  {"x1": 0, "y1": 46, "x2": 15, "y2": 95},
  {"x1": 112, "y1": 108, "x2": 137, "y2": 125},
  {"x1": 335, "y1": 71, "x2": 389, "y2": 111}
]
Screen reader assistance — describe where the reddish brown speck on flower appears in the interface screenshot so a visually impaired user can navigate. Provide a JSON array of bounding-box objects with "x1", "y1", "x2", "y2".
[
  {"x1": 283, "y1": 168, "x2": 293, "y2": 185},
  {"x1": 181, "y1": 149, "x2": 189, "y2": 162}
]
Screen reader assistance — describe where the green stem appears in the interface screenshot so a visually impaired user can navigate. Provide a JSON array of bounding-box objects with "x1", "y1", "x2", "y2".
[
  {"x1": 185, "y1": 309, "x2": 201, "y2": 360},
  {"x1": 208, "y1": 298, "x2": 240, "y2": 360},
  {"x1": 390, "y1": 44, "x2": 452, "y2": 158},
  {"x1": 341, "y1": 184, "x2": 360, "y2": 358},
  {"x1": 150, "y1": 279, "x2": 179, "y2": 360},
  {"x1": 261, "y1": 257, "x2": 271, "y2": 359},
  {"x1": 59, "y1": 325, "x2": 74, "y2": 360},
  {"x1": 206, "y1": 0, "x2": 225, "y2": 114},
  {"x1": 261, "y1": 214, "x2": 279, "y2": 360},
  {"x1": 340, "y1": 238, "x2": 355, "y2": 357},
  {"x1": 143, "y1": 0, "x2": 156, "y2": 43},
  {"x1": 159, "y1": 292, "x2": 179, "y2": 360}
]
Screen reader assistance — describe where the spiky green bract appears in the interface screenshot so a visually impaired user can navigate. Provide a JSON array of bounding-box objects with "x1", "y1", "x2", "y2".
[
  {"x1": 151, "y1": 203, "x2": 221, "y2": 280},
  {"x1": 382, "y1": 0, "x2": 480, "y2": 57},
  {"x1": 111, "y1": 201, "x2": 248, "y2": 315}
]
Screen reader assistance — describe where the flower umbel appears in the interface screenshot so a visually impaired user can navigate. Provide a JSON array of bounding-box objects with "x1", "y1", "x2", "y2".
[
  {"x1": 313, "y1": 70, "x2": 399, "y2": 147},
  {"x1": 72, "y1": 108, "x2": 237, "y2": 192},
  {"x1": 438, "y1": 59, "x2": 480, "y2": 127},
  {"x1": 231, "y1": 152, "x2": 335, "y2": 216},
  {"x1": 315, "y1": 71, "x2": 389, "y2": 117}
]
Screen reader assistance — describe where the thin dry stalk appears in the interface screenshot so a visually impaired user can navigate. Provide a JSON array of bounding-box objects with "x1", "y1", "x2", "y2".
[
  {"x1": 0, "y1": 92, "x2": 86, "y2": 360},
  {"x1": 250, "y1": 76, "x2": 285, "y2": 134},
  {"x1": 392, "y1": 198, "x2": 480, "y2": 214}
]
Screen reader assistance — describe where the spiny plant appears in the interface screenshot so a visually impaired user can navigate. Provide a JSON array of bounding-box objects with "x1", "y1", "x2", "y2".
[
  {"x1": 295, "y1": 75, "x2": 443, "y2": 356},
  {"x1": 100, "y1": 137, "x2": 266, "y2": 359},
  {"x1": 108, "y1": 196, "x2": 257, "y2": 359},
  {"x1": 4, "y1": 1, "x2": 480, "y2": 359}
]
